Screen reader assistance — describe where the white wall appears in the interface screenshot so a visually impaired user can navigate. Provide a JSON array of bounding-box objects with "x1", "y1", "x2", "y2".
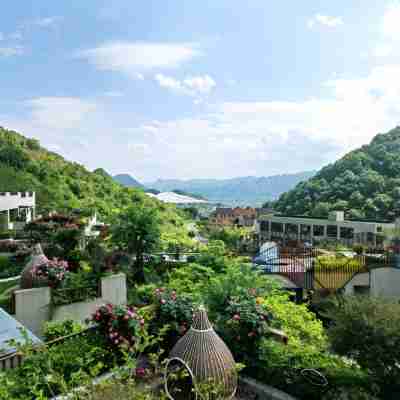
[
  {"x1": 371, "y1": 268, "x2": 400, "y2": 299},
  {"x1": 344, "y1": 268, "x2": 400, "y2": 299},
  {"x1": 14, "y1": 274, "x2": 127, "y2": 337},
  {"x1": 14, "y1": 286, "x2": 51, "y2": 336},
  {"x1": 344, "y1": 272, "x2": 369, "y2": 295},
  {"x1": 0, "y1": 192, "x2": 35, "y2": 212}
]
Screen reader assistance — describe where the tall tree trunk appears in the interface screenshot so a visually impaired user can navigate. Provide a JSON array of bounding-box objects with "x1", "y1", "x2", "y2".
[{"x1": 134, "y1": 253, "x2": 145, "y2": 283}]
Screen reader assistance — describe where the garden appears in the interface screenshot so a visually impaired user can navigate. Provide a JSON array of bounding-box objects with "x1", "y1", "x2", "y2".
[{"x1": 1, "y1": 204, "x2": 399, "y2": 399}]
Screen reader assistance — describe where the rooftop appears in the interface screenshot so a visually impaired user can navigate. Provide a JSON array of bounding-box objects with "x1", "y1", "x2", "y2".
[{"x1": 0, "y1": 308, "x2": 42, "y2": 357}]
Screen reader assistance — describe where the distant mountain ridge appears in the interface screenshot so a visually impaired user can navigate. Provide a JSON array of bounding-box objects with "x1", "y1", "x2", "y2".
[
  {"x1": 113, "y1": 174, "x2": 145, "y2": 189},
  {"x1": 146, "y1": 172, "x2": 316, "y2": 206}
]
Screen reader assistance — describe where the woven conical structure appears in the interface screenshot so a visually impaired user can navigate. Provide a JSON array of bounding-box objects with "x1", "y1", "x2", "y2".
[
  {"x1": 20, "y1": 244, "x2": 49, "y2": 289},
  {"x1": 165, "y1": 306, "x2": 237, "y2": 400}
]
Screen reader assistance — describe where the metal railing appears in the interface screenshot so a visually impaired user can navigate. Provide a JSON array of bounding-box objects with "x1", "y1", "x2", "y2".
[{"x1": 51, "y1": 285, "x2": 99, "y2": 306}]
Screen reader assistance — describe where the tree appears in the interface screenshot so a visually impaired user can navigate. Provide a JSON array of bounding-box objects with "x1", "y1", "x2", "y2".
[
  {"x1": 112, "y1": 205, "x2": 161, "y2": 283},
  {"x1": 326, "y1": 296, "x2": 400, "y2": 398}
]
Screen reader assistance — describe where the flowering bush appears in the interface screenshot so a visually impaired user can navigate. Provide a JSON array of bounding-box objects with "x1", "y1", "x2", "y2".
[
  {"x1": 154, "y1": 288, "x2": 194, "y2": 337},
  {"x1": 214, "y1": 290, "x2": 273, "y2": 359},
  {"x1": 32, "y1": 258, "x2": 69, "y2": 287},
  {"x1": 92, "y1": 304, "x2": 145, "y2": 350}
]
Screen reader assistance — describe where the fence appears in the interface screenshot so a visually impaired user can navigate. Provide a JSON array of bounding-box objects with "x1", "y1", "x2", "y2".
[
  {"x1": 0, "y1": 326, "x2": 97, "y2": 371},
  {"x1": 257, "y1": 245, "x2": 393, "y2": 292},
  {"x1": 51, "y1": 285, "x2": 99, "y2": 307}
]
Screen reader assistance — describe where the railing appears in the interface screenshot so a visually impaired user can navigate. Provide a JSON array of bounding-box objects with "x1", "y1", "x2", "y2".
[
  {"x1": 256, "y1": 245, "x2": 394, "y2": 291},
  {"x1": 51, "y1": 285, "x2": 99, "y2": 306},
  {"x1": 0, "y1": 326, "x2": 98, "y2": 371}
]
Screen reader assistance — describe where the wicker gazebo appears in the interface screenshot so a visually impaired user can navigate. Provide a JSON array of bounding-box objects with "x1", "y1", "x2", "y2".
[
  {"x1": 20, "y1": 244, "x2": 49, "y2": 289},
  {"x1": 165, "y1": 306, "x2": 237, "y2": 400}
]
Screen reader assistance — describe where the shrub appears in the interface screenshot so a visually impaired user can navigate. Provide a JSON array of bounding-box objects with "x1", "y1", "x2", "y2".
[
  {"x1": 214, "y1": 292, "x2": 272, "y2": 362},
  {"x1": 166, "y1": 263, "x2": 216, "y2": 299},
  {"x1": 154, "y1": 288, "x2": 194, "y2": 337},
  {"x1": 43, "y1": 319, "x2": 85, "y2": 341},
  {"x1": 0, "y1": 330, "x2": 112, "y2": 399},
  {"x1": 91, "y1": 303, "x2": 145, "y2": 350},
  {"x1": 204, "y1": 263, "x2": 278, "y2": 320},
  {"x1": 326, "y1": 296, "x2": 400, "y2": 398}
]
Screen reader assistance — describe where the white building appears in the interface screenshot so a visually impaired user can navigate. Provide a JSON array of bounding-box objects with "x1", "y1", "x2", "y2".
[
  {"x1": 256, "y1": 211, "x2": 394, "y2": 247},
  {"x1": 0, "y1": 192, "x2": 36, "y2": 231},
  {"x1": 147, "y1": 191, "x2": 216, "y2": 218}
]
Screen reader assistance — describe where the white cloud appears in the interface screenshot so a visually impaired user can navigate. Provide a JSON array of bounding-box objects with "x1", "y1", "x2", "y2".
[
  {"x1": 307, "y1": 14, "x2": 343, "y2": 29},
  {"x1": 155, "y1": 74, "x2": 184, "y2": 92},
  {"x1": 78, "y1": 41, "x2": 202, "y2": 78},
  {"x1": 32, "y1": 16, "x2": 62, "y2": 28},
  {"x1": 103, "y1": 91, "x2": 124, "y2": 97},
  {"x1": 373, "y1": 43, "x2": 393, "y2": 57},
  {"x1": 0, "y1": 46, "x2": 24, "y2": 57},
  {"x1": 183, "y1": 75, "x2": 216, "y2": 94},
  {"x1": 27, "y1": 97, "x2": 98, "y2": 130},
  {"x1": 128, "y1": 142, "x2": 151, "y2": 157},
  {"x1": 155, "y1": 73, "x2": 216, "y2": 96},
  {"x1": 382, "y1": 3, "x2": 400, "y2": 39},
  {"x1": 130, "y1": 63, "x2": 400, "y2": 178}
]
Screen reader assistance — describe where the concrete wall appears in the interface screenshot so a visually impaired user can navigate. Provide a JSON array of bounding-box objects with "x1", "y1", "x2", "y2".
[
  {"x1": 344, "y1": 268, "x2": 400, "y2": 299},
  {"x1": 371, "y1": 267, "x2": 400, "y2": 299},
  {"x1": 344, "y1": 272, "x2": 369, "y2": 295},
  {"x1": 14, "y1": 273, "x2": 127, "y2": 337},
  {"x1": 52, "y1": 298, "x2": 105, "y2": 322},
  {"x1": 101, "y1": 273, "x2": 127, "y2": 305},
  {"x1": 14, "y1": 286, "x2": 51, "y2": 337}
]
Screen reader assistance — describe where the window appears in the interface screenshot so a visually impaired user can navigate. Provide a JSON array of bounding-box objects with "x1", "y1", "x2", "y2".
[
  {"x1": 286, "y1": 223, "x2": 299, "y2": 234},
  {"x1": 271, "y1": 222, "x2": 283, "y2": 233},
  {"x1": 327, "y1": 225, "x2": 338, "y2": 238},
  {"x1": 340, "y1": 227, "x2": 354, "y2": 239},
  {"x1": 377, "y1": 226, "x2": 383, "y2": 233},
  {"x1": 260, "y1": 220, "x2": 269, "y2": 231},
  {"x1": 313, "y1": 225, "x2": 324, "y2": 236}
]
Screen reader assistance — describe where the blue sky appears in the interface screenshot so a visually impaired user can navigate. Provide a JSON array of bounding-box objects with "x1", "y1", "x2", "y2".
[{"x1": 1, "y1": 1, "x2": 400, "y2": 182}]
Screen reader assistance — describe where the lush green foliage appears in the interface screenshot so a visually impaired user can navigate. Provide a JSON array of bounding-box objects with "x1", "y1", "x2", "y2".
[
  {"x1": 0, "y1": 127, "x2": 147, "y2": 217},
  {"x1": 112, "y1": 205, "x2": 161, "y2": 283},
  {"x1": 274, "y1": 127, "x2": 400, "y2": 220},
  {"x1": 327, "y1": 296, "x2": 400, "y2": 398},
  {"x1": 0, "y1": 330, "x2": 113, "y2": 399},
  {"x1": 43, "y1": 319, "x2": 85, "y2": 341}
]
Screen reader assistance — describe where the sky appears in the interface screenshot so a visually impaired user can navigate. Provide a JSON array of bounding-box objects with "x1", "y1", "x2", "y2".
[{"x1": 2, "y1": 1, "x2": 400, "y2": 182}]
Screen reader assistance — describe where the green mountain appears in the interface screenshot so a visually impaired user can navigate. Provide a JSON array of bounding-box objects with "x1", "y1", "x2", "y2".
[
  {"x1": 147, "y1": 172, "x2": 315, "y2": 206},
  {"x1": 0, "y1": 127, "x2": 148, "y2": 217},
  {"x1": 113, "y1": 174, "x2": 145, "y2": 189},
  {"x1": 274, "y1": 127, "x2": 400, "y2": 221}
]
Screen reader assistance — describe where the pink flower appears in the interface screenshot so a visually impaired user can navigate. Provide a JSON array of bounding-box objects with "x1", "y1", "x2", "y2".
[
  {"x1": 161, "y1": 299, "x2": 166, "y2": 305},
  {"x1": 232, "y1": 314, "x2": 240, "y2": 321},
  {"x1": 248, "y1": 331, "x2": 256, "y2": 338},
  {"x1": 140, "y1": 319, "x2": 145, "y2": 326},
  {"x1": 135, "y1": 367, "x2": 146, "y2": 377}
]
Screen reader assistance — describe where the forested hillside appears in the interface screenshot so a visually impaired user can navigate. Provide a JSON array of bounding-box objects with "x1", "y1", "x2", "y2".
[{"x1": 274, "y1": 127, "x2": 400, "y2": 220}]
